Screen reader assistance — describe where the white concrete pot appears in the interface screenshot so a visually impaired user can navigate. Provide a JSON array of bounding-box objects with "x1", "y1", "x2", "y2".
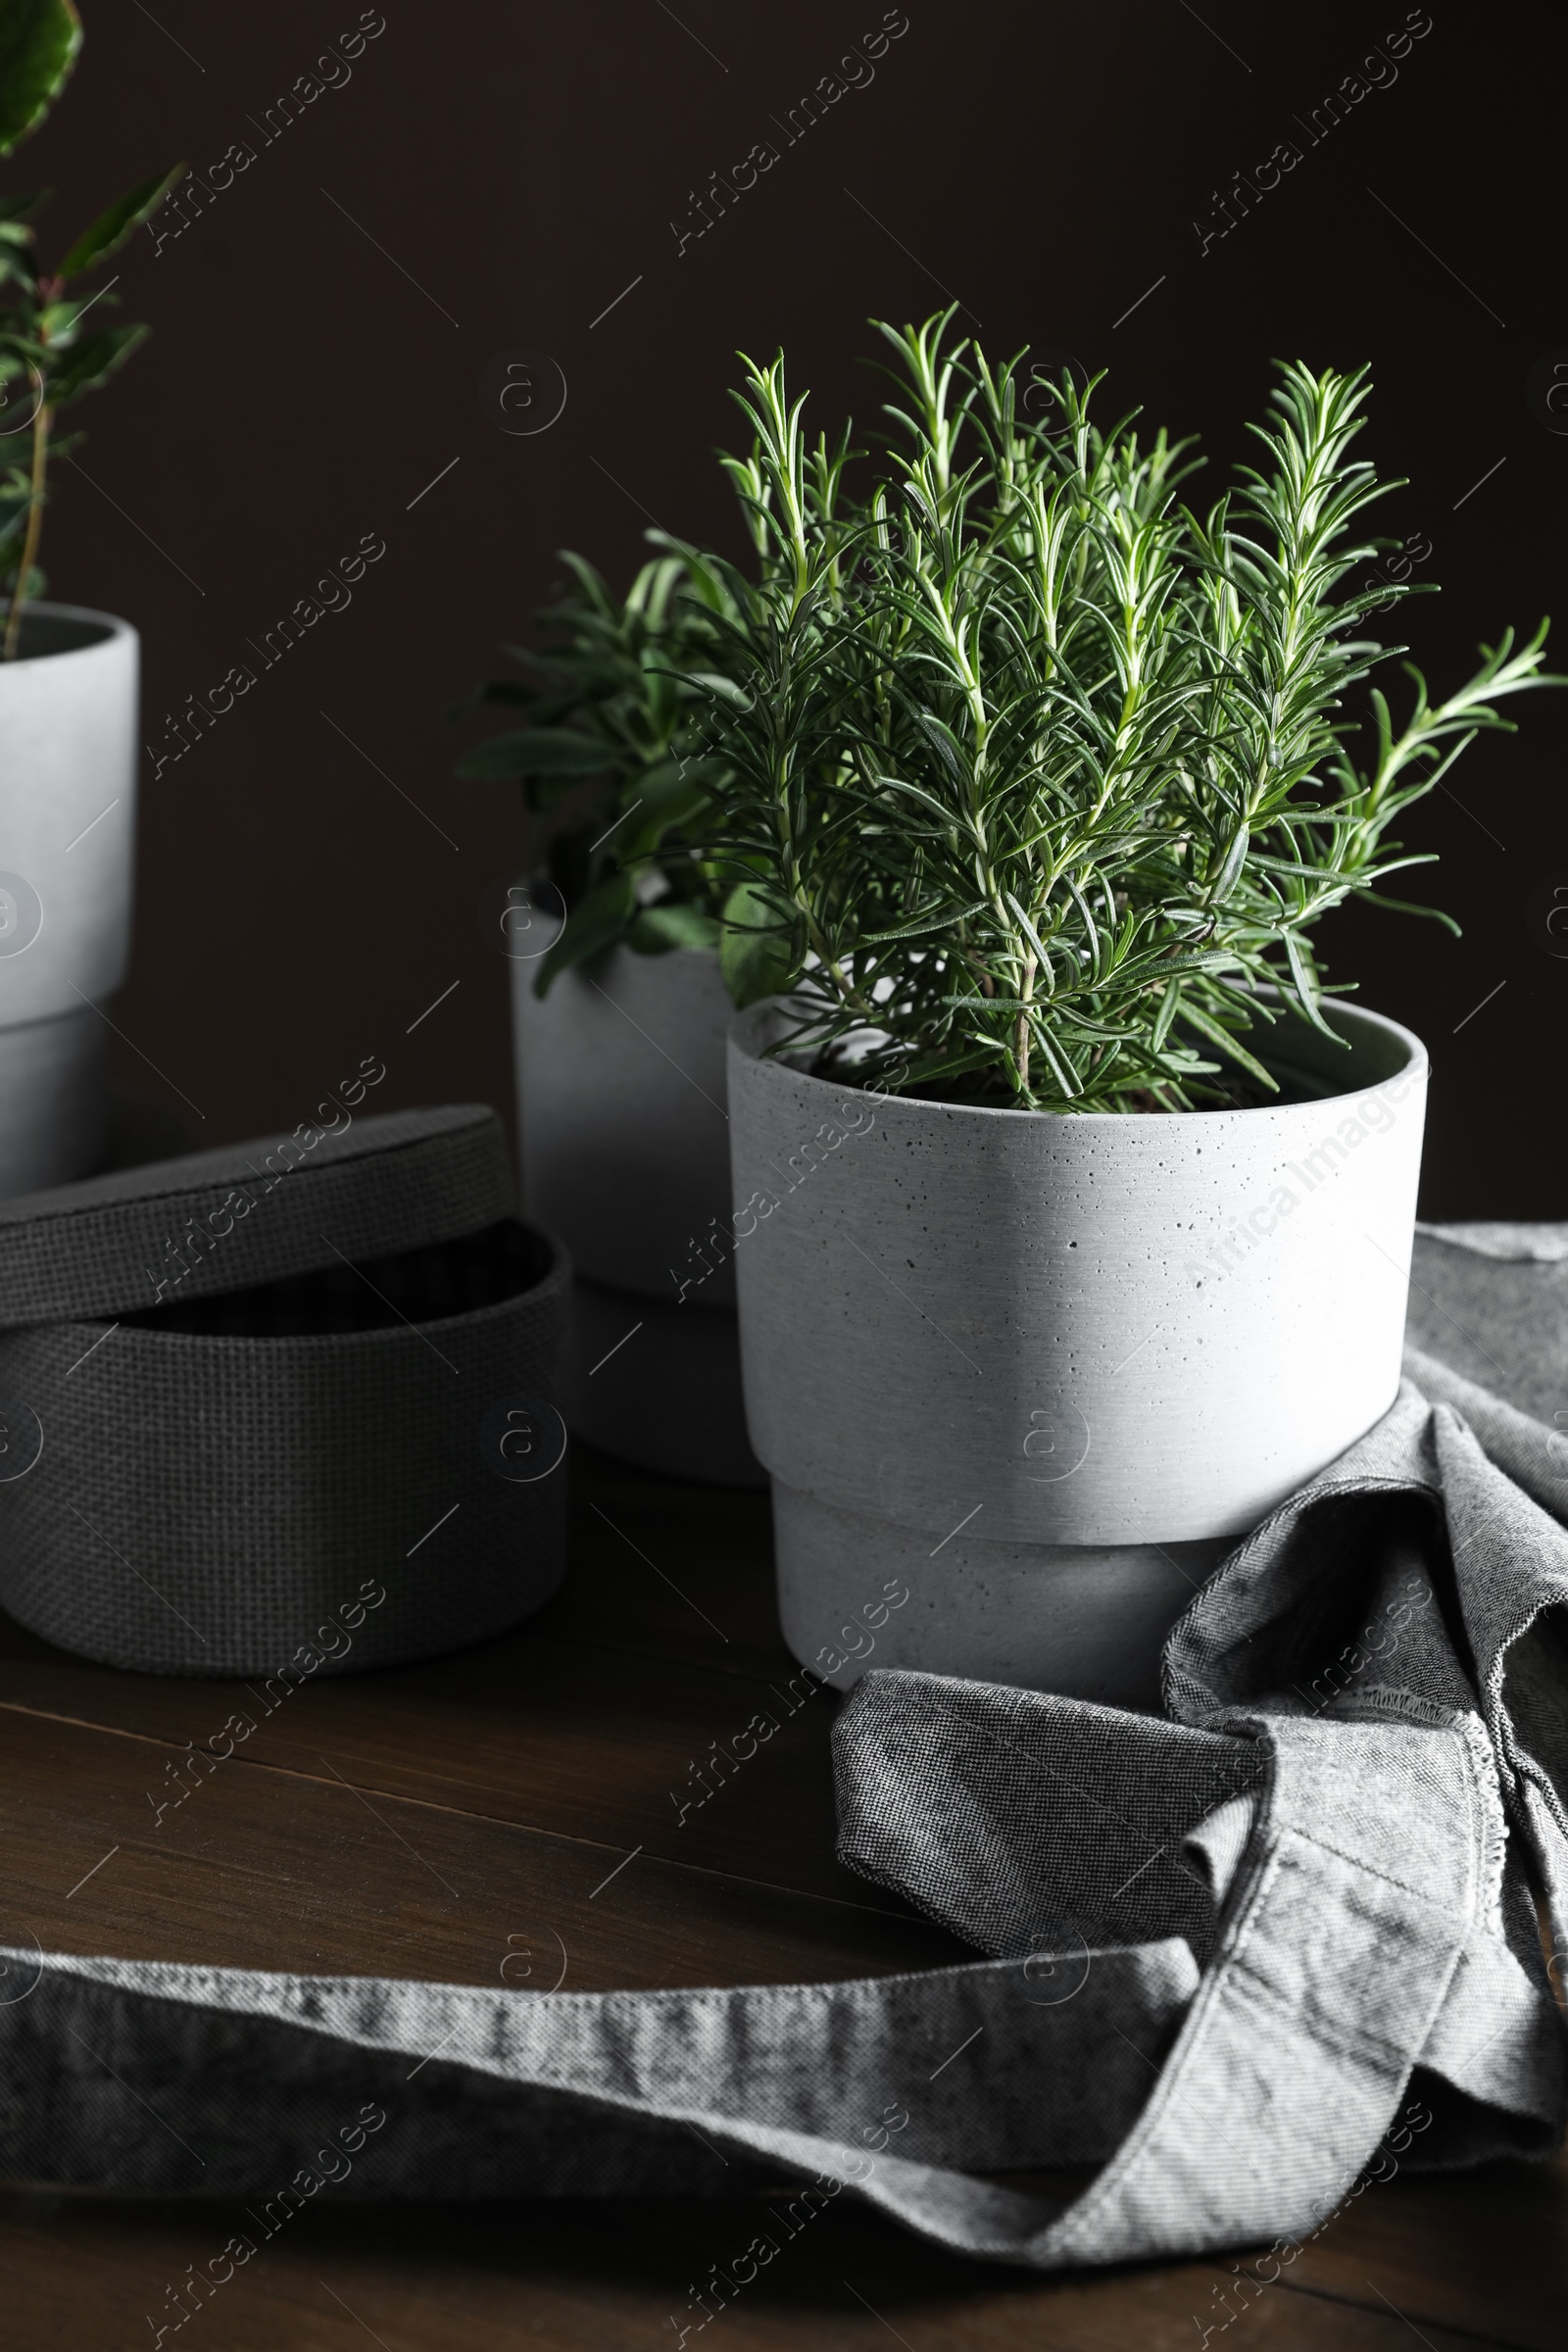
[
  {"x1": 512, "y1": 942, "x2": 762, "y2": 1485},
  {"x1": 728, "y1": 998, "x2": 1428, "y2": 1705},
  {"x1": 0, "y1": 604, "x2": 138, "y2": 1194}
]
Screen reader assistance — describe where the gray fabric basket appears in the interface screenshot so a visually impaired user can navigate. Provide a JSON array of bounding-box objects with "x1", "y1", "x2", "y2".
[{"x1": 0, "y1": 1104, "x2": 569, "y2": 1676}]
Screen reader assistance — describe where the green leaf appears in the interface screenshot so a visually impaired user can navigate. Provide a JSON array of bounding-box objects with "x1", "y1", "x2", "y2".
[
  {"x1": 456, "y1": 727, "x2": 612, "y2": 781},
  {"x1": 904, "y1": 1038, "x2": 1011, "y2": 1089},
  {"x1": 1176, "y1": 996, "x2": 1279, "y2": 1092},
  {"x1": 1355, "y1": 891, "x2": 1461, "y2": 934},
  {"x1": 44, "y1": 320, "x2": 148, "y2": 406},
  {"x1": 631, "y1": 901, "x2": 721, "y2": 954},
  {"x1": 863, "y1": 896, "x2": 989, "y2": 944},
  {"x1": 680, "y1": 668, "x2": 751, "y2": 708},
  {"x1": 1206, "y1": 822, "x2": 1250, "y2": 904},
  {"x1": 58, "y1": 165, "x2": 185, "y2": 277},
  {"x1": 720, "y1": 879, "x2": 794, "y2": 1007},
  {"x1": 1151, "y1": 979, "x2": 1181, "y2": 1052},
  {"x1": 616, "y1": 763, "x2": 711, "y2": 860},
  {"x1": 532, "y1": 870, "x2": 637, "y2": 995},
  {"x1": 1281, "y1": 929, "x2": 1345, "y2": 1043},
  {"x1": 0, "y1": 0, "x2": 79, "y2": 158}
]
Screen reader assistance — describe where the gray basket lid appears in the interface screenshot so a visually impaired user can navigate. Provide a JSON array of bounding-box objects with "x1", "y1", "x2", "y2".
[{"x1": 0, "y1": 1102, "x2": 517, "y2": 1328}]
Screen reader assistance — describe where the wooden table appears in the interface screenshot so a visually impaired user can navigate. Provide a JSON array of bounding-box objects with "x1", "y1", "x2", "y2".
[{"x1": 0, "y1": 1448, "x2": 1560, "y2": 2349}]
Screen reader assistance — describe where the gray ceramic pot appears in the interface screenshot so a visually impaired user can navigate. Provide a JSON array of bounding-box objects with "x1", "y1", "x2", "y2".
[
  {"x1": 512, "y1": 941, "x2": 762, "y2": 1485},
  {"x1": 0, "y1": 604, "x2": 138, "y2": 1195},
  {"x1": 727, "y1": 999, "x2": 1428, "y2": 1705}
]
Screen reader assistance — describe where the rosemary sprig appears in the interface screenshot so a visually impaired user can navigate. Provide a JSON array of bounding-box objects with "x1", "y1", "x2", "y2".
[{"x1": 685, "y1": 314, "x2": 1562, "y2": 1111}]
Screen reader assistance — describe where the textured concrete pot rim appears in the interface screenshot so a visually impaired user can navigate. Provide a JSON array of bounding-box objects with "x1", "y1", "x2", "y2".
[
  {"x1": 729, "y1": 991, "x2": 1427, "y2": 1125},
  {"x1": 0, "y1": 600, "x2": 137, "y2": 666}
]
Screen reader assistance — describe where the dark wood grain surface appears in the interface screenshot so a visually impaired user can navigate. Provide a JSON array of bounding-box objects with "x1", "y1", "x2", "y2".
[{"x1": 0, "y1": 1447, "x2": 1561, "y2": 2350}]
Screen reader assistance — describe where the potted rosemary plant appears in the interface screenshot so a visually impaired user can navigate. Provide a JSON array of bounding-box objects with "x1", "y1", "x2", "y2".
[
  {"x1": 458, "y1": 554, "x2": 762, "y2": 1483},
  {"x1": 0, "y1": 0, "x2": 180, "y2": 1191},
  {"x1": 687, "y1": 316, "x2": 1559, "y2": 1703}
]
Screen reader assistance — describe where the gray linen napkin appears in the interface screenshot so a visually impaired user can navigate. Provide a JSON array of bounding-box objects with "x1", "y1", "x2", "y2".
[{"x1": 0, "y1": 1222, "x2": 1563, "y2": 2276}]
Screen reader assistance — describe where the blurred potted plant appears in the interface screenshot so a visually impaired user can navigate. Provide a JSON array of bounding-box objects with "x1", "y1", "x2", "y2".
[
  {"x1": 689, "y1": 315, "x2": 1560, "y2": 1703},
  {"x1": 457, "y1": 552, "x2": 765, "y2": 1484},
  {"x1": 0, "y1": 0, "x2": 180, "y2": 1192}
]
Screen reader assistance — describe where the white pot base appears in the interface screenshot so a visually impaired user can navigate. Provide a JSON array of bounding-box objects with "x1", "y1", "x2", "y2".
[
  {"x1": 563, "y1": 1277, "x2": 766, "y2": 1489},
  {"x1": 0, "y1": 1007, "x2": 109, "y2": 1195},
  {"x1": 774, "y1": 1479, "x2": 1232, "y2": 1709}
]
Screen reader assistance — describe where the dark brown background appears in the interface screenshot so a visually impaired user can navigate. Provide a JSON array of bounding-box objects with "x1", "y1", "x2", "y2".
[{"x1": 19, "y1": 0, "x2": 1567, "y2": 1212}]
